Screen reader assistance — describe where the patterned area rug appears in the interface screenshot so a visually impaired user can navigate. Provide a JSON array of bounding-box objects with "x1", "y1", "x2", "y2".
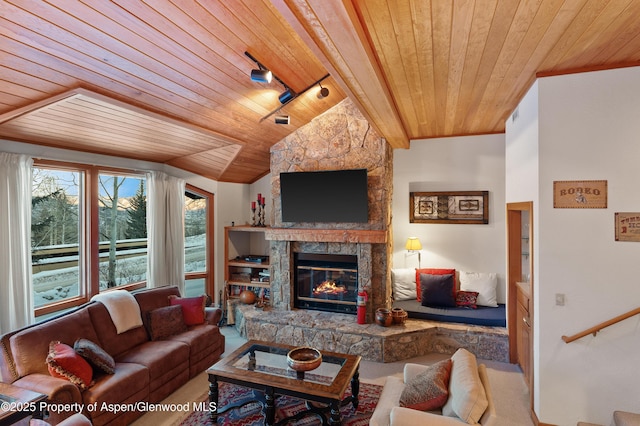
[{"x1": 180, "y1": 381, "x2": 382, "y2": 426}]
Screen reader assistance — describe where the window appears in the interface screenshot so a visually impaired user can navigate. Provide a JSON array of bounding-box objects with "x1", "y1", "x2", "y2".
[
  {"x1": 32, "y1": 161, "x2": 147, "y2": 317},
  {"x1": 97, "y1": 173, "x2": 147, "y2": 290},
  {"x1": 32, "y1": 167, "x2": 82, "y2": 308},
  {"x1": 184, "y1": 185, "x2": 214, "y2": 299}
]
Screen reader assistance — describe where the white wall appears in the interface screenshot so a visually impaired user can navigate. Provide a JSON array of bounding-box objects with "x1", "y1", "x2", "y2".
[
  {"x1": 504, "y1": 81, "x2": 541, "y2": 415},
  {"x1": 392, "y1": 135, "x2": 507, "y2": 303},
  {"x1": 506, "y1": 67, "x2": 640, "y2": 425}
]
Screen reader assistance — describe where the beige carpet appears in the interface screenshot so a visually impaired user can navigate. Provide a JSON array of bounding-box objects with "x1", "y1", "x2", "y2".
[{"x1": 132, "y1": 327, "x2": 534, "y2": 426}]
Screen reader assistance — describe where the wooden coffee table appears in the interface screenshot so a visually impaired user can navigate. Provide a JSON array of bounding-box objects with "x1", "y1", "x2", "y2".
[
  {"x1": 0, "y1": 383, "x2": 47, "y2": 426},
  {"x1": 207, "y1": 340, "x2": 361, "y2": 425}
]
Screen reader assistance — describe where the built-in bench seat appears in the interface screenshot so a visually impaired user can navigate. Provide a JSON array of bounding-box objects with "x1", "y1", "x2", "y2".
[
  {"x1": 231, "y1": 303, "x2": 508, "y2": 363},
  {"x1": 393, "y1": 301, "x2": 507, "y2": 327}
]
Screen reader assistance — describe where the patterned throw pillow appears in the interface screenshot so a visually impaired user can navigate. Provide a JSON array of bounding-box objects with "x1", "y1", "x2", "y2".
[
  {"x1": 456, "y1": 291, "x2": 479, "y2": 309},
  {"x1": 46, "y1": 341, "x2": 93, "y2": 390},
  {"x1": 168, "y1": 295, "x2": 206, "y2": 325},
  {"x1": 400, "y1": 359, "x2": 453, "y2": 411},
  {"x1": 146, "y1": 305, "x2": 187, "y2": 340},
  {"x1": 74, "y1": 338, "x2": 115, "y2": 374}
]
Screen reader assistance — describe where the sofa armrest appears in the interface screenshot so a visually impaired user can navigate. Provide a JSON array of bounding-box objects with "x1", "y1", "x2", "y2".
[
  {"x1": 204, "y1": 307, "x2": 222, "y2": 325},
  {"x1": 391, "y1": 407, "x2": 466, "y2": 425},
  {"x1": 13, "y1": 373, "x2": 82, "y2": 404}
]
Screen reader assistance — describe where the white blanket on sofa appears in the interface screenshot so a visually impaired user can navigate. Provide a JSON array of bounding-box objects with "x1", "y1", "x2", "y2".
[{"x1": 91, "y1": 290, "x2": 143, "y2": 334}]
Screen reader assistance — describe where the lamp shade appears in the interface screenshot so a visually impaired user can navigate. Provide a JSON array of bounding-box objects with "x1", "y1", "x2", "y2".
[{"x1": 405, "y1": 237, "x2": 422, "y2": 251}]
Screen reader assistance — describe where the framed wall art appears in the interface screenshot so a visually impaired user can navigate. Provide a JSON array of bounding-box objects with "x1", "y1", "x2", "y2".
[
  {"x1": 553, "y1": 180, "x2": 607, "y2": 208},
  {"x1": 410, "y1": 191, "x2": 489, "y2": 224},
  {"x1": 615, "y1": 213, "x2": 640, "y2": 242}
]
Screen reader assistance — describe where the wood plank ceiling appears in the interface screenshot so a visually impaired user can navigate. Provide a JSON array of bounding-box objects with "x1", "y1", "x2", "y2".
[{"x1": 1, "y1": 1, "x2": 640, "y2": 183}]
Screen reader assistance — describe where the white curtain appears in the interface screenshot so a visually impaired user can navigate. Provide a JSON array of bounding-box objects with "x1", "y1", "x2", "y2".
[
  {"x1": 146, "y1": 171, "x2": 185, "y2": 293},
  {"x1": 0, "y1": 153, "x2": 34, "y2": 334}
]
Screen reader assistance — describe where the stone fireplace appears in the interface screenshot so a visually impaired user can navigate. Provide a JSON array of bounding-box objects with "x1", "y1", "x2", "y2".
[
  {"x1": 293, "y1": 252, "x2": 358, "y2": 314},
  {"x1": 265, "y1": 99, "x2": 393, "y2": 323},
  {"x1": 233, "y1": 99, "x2": 509, "y2": 363}
]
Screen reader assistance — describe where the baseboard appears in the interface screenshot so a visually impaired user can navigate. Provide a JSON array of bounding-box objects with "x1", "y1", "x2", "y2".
[{"x1": 532, "y1": 409, "x2": 557, "y2": 426}]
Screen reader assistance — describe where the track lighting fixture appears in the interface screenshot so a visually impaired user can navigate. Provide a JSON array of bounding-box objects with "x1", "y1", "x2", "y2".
[
  {"x1": 317, "y1": 83, "x2": 329, "y2": 99},
  {"x1": 275, "y1": 115, "x2": 290, "y2": 125},
  {"x1": 246, "y1": 51, "x2": 273, "y2": 83},
  {"x1": 278, "y1": 89, "x2": 295, "y2": 104},
  {"x1": 251, "y1": 68, "x2": 272, "y2": 83}
]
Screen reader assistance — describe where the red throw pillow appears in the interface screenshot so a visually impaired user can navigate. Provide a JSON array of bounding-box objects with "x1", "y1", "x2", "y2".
[
  {"x1": 46, "y1": 341, "x2": 93, "y2": 390},
  {"x1": 415, "y1": 268, "x2": 455, "y2": 301},
  {"x1": 169, "y1": 295, "x2": 206, "y2": 325}
]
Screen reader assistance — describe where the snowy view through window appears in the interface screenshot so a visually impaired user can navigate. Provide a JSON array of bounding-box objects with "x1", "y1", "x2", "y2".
[{"x1": 32, "y1": 168, "x2": 206, "y2": 308}]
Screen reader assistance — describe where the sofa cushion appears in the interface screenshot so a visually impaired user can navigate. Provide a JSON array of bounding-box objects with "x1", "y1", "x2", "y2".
[
  {"x1": 400, "y1": 358, "x2": 452, "y2": 411},
  {"x1": 416, "y1": 268, "x2": 455, "y2": 302},
  {"x1": 86, "y1": 303, "x2": 149, "y2": 358},
  {"x1": 10, "y1": 308, "x2": 100, "y2": 378},
  {"x1": 74, "y1": 338, "x2": 115, "y2": 374},
  {"x1": 146, "y1": 305, "x2": 187, "y2": 340},
  {"x1": 442, "y1": 348, "x2": 488, "y2": 424},
  {"x1": 169, "y1": 295, "x2": 206, "y2": 325},
  {"x1": 46, "y1": 341, "x2": 93, "y2": 390},
  {"x1": 420, "y1": 273, "x2": 456, "y2": 308}
]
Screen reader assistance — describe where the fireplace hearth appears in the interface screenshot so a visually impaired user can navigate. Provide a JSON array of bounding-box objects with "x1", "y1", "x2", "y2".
[{"x1": 294, "y1": 253, "x2": 358, "y2": 314}]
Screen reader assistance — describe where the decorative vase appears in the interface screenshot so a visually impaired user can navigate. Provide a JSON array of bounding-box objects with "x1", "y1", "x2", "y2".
[
  {"x1": 239, "y1": 290, "x2": 256, "y2": 304},
  {"x1": 391, "y1": 307, "x2": 408, "y2": 325},
  {"x1": 375, "y1": 308, "x2": 393, "y2": 327}
]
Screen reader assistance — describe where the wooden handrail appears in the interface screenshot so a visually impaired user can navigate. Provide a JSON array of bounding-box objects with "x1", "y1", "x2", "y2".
[{"x1": 562, "y1": 307, "x2": 640, "y2": 343}]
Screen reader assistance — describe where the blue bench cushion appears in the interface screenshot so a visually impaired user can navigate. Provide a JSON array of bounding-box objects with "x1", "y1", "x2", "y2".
[{"x1": 393, "y1": 300, "x2": 506, "y2": 327}]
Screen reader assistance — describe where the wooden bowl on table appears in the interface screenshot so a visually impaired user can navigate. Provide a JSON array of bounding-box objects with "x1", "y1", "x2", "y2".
[{"x1": 287, "y1": 347, "x2": 322, "y2": 379}]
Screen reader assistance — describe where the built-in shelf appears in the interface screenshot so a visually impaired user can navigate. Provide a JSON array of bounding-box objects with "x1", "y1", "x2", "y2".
[{"x1": 224, "y1": 226, "x2": 270, "y2": 300}]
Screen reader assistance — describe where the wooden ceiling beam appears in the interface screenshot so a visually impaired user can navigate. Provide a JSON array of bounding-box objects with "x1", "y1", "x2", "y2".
[{"x1": 271, "y1": 0, "x2": 409, "y2": 149}]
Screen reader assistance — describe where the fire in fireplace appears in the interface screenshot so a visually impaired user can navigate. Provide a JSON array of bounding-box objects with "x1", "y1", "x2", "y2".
[{"x1": 294, "y1": 253, "x2": 358, "y2": 314}]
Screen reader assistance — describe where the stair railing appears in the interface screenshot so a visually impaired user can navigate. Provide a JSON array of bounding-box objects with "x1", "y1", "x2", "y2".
[{"x1": 562, "y1": 307, "x2": 640, "y2": 343}]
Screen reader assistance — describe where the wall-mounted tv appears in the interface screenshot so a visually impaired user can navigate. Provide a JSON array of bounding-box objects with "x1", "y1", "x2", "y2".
[{"x1": 280, "y1": 169, "x2": 369, "y2": 223}]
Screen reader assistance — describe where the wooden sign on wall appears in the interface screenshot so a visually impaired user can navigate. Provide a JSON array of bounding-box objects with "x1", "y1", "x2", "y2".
[
  {"x1": 553, "y1": 180, "x2": 607, "y2": 208},
  {"x1": 615, "y1": 213, "x2": 640, "y2": 242}
]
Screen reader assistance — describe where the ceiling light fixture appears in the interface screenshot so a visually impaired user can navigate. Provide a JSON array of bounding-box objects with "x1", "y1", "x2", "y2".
[
  {"x1": 275, "y1": 115, "x2": 290, "y2": 125},
  {"x1": 245, "y1": 51, "x2": 273, "y2": 84},
  {"x1": 278, "y1": 88, "x2": 295, "y2": 104},
  {"x1": 260, "y1": 73, "x2": 330, "y2": 123},
  {"x1": 317, "y1": 83, "x2": 330, "y2": 99},
  {"x1": 250, "y1": 69, "x2": 272, "y2": 83}
]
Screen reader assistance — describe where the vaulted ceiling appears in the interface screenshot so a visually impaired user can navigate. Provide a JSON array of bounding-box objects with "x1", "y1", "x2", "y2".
[{"x1": 1, "y1": 1, "x2": 640, "y2": 183}]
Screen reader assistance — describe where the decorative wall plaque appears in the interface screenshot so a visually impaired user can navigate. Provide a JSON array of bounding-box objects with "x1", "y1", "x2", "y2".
[
  {"x1": 553, "y1": 180, "x2": 607, "y2": 208},
  {"x1": 615, "y1": 213, "x2": 640, "y2": 242},
  {"x1": 410, "y1": 191, "x2": 488, "y2": 224}
]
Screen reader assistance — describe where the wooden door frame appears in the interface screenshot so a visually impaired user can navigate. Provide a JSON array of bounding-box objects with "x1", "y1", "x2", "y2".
[{"x1": 506, "y1": 202, "x2": 534, "y2": 409}]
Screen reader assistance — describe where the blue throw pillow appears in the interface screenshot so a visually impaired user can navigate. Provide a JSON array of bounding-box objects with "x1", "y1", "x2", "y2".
[{"x1": 420, "y1": 273, "x2": 456, "y2": 307}]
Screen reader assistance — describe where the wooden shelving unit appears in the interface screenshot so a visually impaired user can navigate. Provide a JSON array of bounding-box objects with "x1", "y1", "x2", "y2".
[{"x1": 224, "y1": 226, "x2": 270, "y2": 300}]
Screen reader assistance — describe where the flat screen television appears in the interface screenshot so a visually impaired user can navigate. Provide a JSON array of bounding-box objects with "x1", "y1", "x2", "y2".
[{"x1": 280, "y1": 169, "x2": 368, "y2": 223}]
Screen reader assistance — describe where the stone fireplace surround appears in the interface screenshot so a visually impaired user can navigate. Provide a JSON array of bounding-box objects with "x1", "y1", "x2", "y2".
[{"x1": 230, "y1": 99, "x2": 508, "y2": 363}]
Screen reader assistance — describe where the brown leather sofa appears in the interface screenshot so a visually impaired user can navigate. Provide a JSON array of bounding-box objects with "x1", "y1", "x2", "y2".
[{"x1": 0, "y1": 286, "x2": 225, "y2": 425}]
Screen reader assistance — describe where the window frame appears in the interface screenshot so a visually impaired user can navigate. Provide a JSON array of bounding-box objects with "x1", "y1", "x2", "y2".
[
  {"x1": 184, "y1": 184, "x2": 215, "y2": 300},
  {"x1": 33, "y1": 160, "x2": 148, "y2": 318}
]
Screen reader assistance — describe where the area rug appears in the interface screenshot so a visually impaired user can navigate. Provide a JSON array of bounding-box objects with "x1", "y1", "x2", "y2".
[{"x1": 180, "y1": 381, "x2": 382, "y2": 426}]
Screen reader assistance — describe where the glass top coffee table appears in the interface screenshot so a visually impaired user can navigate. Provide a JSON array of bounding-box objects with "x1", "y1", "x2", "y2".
[{"x1": 207, "y1": 340, "x2": 361, "y2": 425}]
